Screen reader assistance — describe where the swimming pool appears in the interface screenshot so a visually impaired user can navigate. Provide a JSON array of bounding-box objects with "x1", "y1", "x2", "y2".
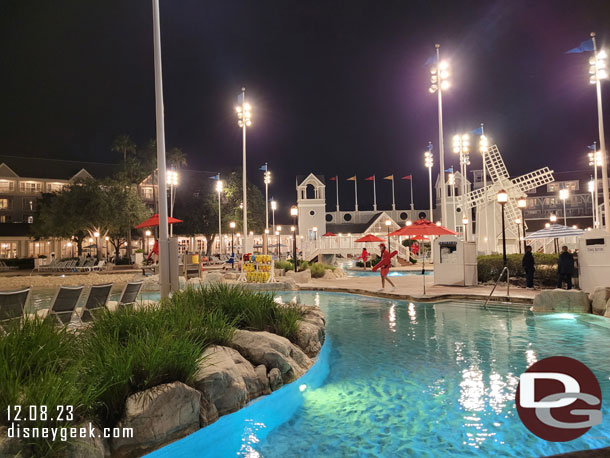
[
  {"x1": 149, "y1": 292, "x2": 610, "y2": 457},
  {"x1": 345, "y1": 269, "x2": 432, "y2": 277}
]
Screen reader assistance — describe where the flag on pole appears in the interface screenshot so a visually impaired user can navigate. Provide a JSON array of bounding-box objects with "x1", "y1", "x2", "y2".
[
  {"x1": 566, "y1": 38, "x2": 594, "y2": 54},
  {"x1": 401, "y1": 175, "x2": 412, "y2": 180},
  {"x1": 259, "y1": 164, "x2": 268, "y2": 171},
  {"x1": 237, "y1": 91, "x2": 244, "y2": 104},
  {"x1": 329, "y1": 176, "x2": 337, "y2": 181},
  {"x1": 364, "y1": 176, "x2": 375, "y2": 181},
  {"x1": 209, "y1": 174, "x2": 220, "y2": 180},
  {"x1": 384, "y1": 175, "x2": 394, "y2": 180},
  {"x1": 588, "y1": 144, "x2": 597, "y2": 150},
  {"x1": 427, "y1": 142, "x2": 433, "y2": 151},
  {"x1": 445, "y1": 167, "x2": 454, "y2": 173},
  {"x1": 347, "y1": 176, "x2": 356, "y2": 181},
  {"x1": 424, "y1": 55, "x2": 437, "y2": 66},
  {"x1": 470, "y1": 127, "x2": 483, "y2": 135}
]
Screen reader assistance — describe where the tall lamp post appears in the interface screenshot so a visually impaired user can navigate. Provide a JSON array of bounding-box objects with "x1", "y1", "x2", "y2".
[
  {"x1": 448, "y1": 172, "x2": 457, "y2": 232},
  {"x1": 589, "y1": 33, "x2": 610, "y2": 233},
  {"x1": 385, "y1": 219, "x2": 392, "y2": 251},
  {"x1": 479, "y1": 133, "x2": 490, "y2": 253},
  {"x1": 497, "y1": 190, "x2": 508, "y2": 267},
  {"x1": 271, "y1": 200, "x2": 277, "y2": 233},
  {"x1": 589, "y1": 179, "x2": 597, "y2": 227},
  {"x1": 93, "y1": 231, "x2": 100, "y2": 260},
  {"x1": 518, "y1": 197, "x2": 527, "y2": 253},
  {"x1": 588, "y1": 144, "x2": 601, "y2": 227},
  {"x1": 453, "y1": 134, "x2": 471, "y2": 240},
  {"x1": 236, "y1": 88, "x2": 253, "y2": 253},
  {"x1": 424, "y1": 149, "x2": 434, "y2": 224},
  {"x1": 264, "y1": 167, "x2": 271, "y2": 231},
  {"x1": 216, "y1": 179, "x2": 224, "y2": 255},
  {"x1": 550, "y1": 213, "x2": 558, "y2": 253},
  {"x1": 167, "y1": 169, "x2": 179, "y2": 237},
  {"x1": 559, "y1": 189, "x2": 569, "y2": 226},
  {"x1": 290, "y1": 206, "x2": 298, "y2": 271},
  {"x1": 429, "y1": 46, "x2": 450, "y2": 226},
  {"x1": 515, "y1": 218, "x2": 522, "y2": 254},
  {"x1": 276, "y1": 226, "x2": 282, "y2": 258},
  {"x1": 229, "y1": 221, "x2": 236, "y2": 268}
]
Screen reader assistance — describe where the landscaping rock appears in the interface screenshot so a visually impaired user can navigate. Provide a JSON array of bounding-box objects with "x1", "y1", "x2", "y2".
[
  {"x1": 65, "y1": 423, "x2": 108, "y2": 458},
  {"x1": 231, "y1": 330, "x2": 313, "y2": 383},
  {"x1": 193, "y1": 346, "x2": 268, "y2": 416},
  {"x1": 322, "y1": 269, "x2": 336, "y2": 280},
  {"x1": 295, "y1": 306, "x2": 326, "y2": 357},
  {"x1": 255, "y1": 364, "x2": 271, "y2": 395},
  {"x1": 186, "y1": 277, "x2": 204, "y2": 288},
  {"x1": 605, "y1": 298, "x2": 610, "y2": 318},
  {"x1": 589, "y1": 287, "x2": 610, "y2": 315},
  {"x1": 111, "y1": 382, "x2": 201, "y2": 457},
  {"x1": 268, "y1": 368, "x2": 283, "y2": 391},
  {"x1": 199, "y1": 390, "x2": 219, "y2": 427},
  {"x1": 139, "y1": 274, "x2": 161, "y2": 292},
  {"x1": 285, "y1": 269, "x2": 311, "y2": 284},
  {"x1": 334, "y1": 267, "x2": 347, "y2": 278},
  {"x1": 203, "y1": 272, "x2": 224, "y2": 285},
  {"x1": 532, "y1": 289, "x2": 591, "y2": 313}
]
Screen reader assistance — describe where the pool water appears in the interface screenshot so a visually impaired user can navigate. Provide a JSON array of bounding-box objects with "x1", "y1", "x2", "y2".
[
  {"x1": 26, "y1": 287, "x2": 154, "y2": 312},
  {"x1": 345, "y1": 269, "x2": 432, "y2": 277},
  {"x1": 149, "y1": 292, "x2": 610, "y2": 457}
]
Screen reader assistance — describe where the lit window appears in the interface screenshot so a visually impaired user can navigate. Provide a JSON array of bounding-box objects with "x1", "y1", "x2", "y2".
[
  {"x1": 0, "y1": 180, "x2": 15, "y2": 192},
  {"x1": 19, "y1": 181, "x2": 42, "y2": 193},
  {"x1": 0, "y1": 198, "x2": 10, "y2": 210},
  {"x1": 46, "y1": 182, "x2": 65, "y2": 192}
]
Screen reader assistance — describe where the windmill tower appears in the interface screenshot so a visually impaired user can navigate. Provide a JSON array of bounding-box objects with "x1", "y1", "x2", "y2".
[{"x1": 464, "y1": 144, "x2": 555, "y2": 253}]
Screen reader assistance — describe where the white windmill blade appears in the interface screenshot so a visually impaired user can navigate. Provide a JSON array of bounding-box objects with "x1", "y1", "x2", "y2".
[
  {"x1": 484, "y1": 145, "x2": 510, "y2": 184},
  {"x1": 511, "y1": 167, "x2": 555, "y2": 194},
  {"x1": 464, "y1": 184, "x2": 493, "y2": 209}
]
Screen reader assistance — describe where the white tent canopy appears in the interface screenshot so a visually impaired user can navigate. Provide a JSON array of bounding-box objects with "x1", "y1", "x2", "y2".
[{"x1": 525, "y1": 223, "x2": 584, "y2": 240}]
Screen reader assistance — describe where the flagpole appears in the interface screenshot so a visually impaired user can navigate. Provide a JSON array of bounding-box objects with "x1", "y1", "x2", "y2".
[
  {"x1": 336, "y1": 175, "x2": 340, "y2": 212},
  {"x1": 410, "y1": 177, "x2": 414, "y2": 212},
  {"x1": 481, "y1": 123, "x2": 490, "y2": 254},
  {"x1": 264, "y1": 164, "x2": 269, "y2": 231},
  {"x1": 593, "y1": 142, "x2": 600, "y2": 227},
  {"x1": 391, "y1": 176, "x2": 396, "y2": 211},
  {"x1": 592, "y1": 32, "x2": 610, "y2": 233},
  {"x1": 354, "y1": 175, "x2": 359, "y2": 212},
  {"x1": 373, "y1": 175, "x2": 377, "y2": 211},
  {"x1": 436, "y1": 44, "x2": 448, "y2": 227}
]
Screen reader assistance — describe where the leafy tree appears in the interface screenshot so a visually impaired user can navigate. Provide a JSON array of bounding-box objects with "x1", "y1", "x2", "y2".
[
  {"x1": 32, "y1": 180, "x2": 106, "y2": 256},
  {"x1": 111, "y1": 134, "x2": 136, "y2": 163},
  {"x1": 167, "y1": 147, "x2": 187, "y2": 169}
]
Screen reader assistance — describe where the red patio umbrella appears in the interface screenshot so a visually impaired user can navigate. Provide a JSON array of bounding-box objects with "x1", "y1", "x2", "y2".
[
  {"x1": 388, "y1": 219, "x2": 457, "y2": 294},
  {"x1": 322, "y1": 232, "x2": 337, "y2": 237},
  {"x1": 354, "y1": 234, "x2": 386, "y2": 243},
  {"x1": 135, "y1": 213, "x2": 183, "y2": 229}
]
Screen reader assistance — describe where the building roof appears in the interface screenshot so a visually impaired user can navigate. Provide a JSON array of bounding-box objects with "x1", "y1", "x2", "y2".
[
  {"x1": 0, "y1": 223, "x2": 31, "y2": 237},
  {"x1": 296, "y1": 174, "x2": 325, "y2": 185},
  {"x1": 326, "y1": 212, "x2": 384, "y2": 234},
  {"x1": 0, "y1": 155, "x2": 118, "y2": 180}
]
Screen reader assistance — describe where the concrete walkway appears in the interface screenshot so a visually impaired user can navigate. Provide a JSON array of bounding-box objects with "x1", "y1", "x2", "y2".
[{"x1": 297, "y1": 275, "x2": 538, "y2": 304}]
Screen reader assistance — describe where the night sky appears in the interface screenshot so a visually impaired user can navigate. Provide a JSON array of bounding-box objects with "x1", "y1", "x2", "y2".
[{"x1": 2, "y1": 0, "x2": 610, "y2": 215}]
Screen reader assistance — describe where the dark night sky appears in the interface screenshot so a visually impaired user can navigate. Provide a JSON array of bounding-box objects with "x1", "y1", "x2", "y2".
[{"x1": 2, "y1": 0, "x2": 610, "y2": 216}]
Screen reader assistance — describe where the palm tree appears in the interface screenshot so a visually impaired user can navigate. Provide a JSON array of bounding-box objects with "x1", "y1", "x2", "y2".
[
  {"x1": 111, "y1": 134, "x2": 137, "y2": 163},
  {"x1": 167, "y1": 147, "x2": 187, "y2": 169}
]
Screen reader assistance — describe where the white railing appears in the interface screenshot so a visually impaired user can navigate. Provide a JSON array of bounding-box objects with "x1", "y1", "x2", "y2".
[{"x1": 301, "y1": 234, "x2": 414, "y2": 264}]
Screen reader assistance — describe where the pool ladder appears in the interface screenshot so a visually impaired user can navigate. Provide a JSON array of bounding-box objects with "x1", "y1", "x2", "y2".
[{"x1": 483, "y1": 266, "x2": 510, "y2": 310}]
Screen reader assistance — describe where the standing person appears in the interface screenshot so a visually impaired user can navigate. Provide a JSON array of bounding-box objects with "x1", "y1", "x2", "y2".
[
  {"x1": 557, "y1": 245, "x2": 575, "y2": 290},
  {"x1": 358, "y1": 248, "x2": 369, "y2": 269},
  {"x1": 522, "y1": 245, "x2": 535, "y2": 289},
  {"x1": 372, "y1": 243, "x2": 397, "y2": 291}
]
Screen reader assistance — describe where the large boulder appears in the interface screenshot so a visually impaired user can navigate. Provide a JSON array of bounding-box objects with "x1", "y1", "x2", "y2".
[
  {"x1": 322, "y1": 269, "x2": 336, "y2": 280},
  {"x1": 295, "y1": 306, "x2": 326, "y2": 357},
  {"x1": 231, "y1": 330, "x2": 312, "y2": 383},
  {"x1": 111, "y1": 382, "x2": 201, "y2": 457},
  {"x1": 199, "y1": 390, "x2": 219, "y2": 427},
  {"x1": 268, "y1": 368, "x2": 283, "y2": 391},
  {"x1": 285, "y1": 269, "x2": 311, "y2": 284},
  {"x1": 334, "y1": 267, "x2": 347, "y2": 278},
  {"x1": 193, "y1": 345, "x2": 269, "y2": 417},
  {"x1": 605, "y1": 298, "x2": 610, "y2": 318},
  {"x1": 532, "y1": 289, "x2": 591, "y2": 313},
  {"x1": 589, "y1": 287, "x2": 610, "y2": 315}
]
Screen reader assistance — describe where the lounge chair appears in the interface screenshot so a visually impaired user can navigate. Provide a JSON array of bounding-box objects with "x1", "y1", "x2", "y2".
[
  {"x1": 76, "y1": 259, "x2": 95, "y2": 272},
  {"x1": 0, "y1": 287, "x2": 31, "y2": 331},
  {"x1": 93, "y1": 260, "x2": 105, "y2": 271},
  {"x1": 107, "y1": 281, "x2": 143, "y2": 311},
  {"x1": 45, "y1": 286, "x2": 84, "y2": 325},
  {"x1": 80, "y1": 283, "x2": 113, "y2": 322}
]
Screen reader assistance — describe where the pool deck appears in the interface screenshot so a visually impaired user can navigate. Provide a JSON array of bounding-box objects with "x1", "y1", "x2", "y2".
[{"x1": 299, "y1": 275, "x2": 538, "y2": 304}]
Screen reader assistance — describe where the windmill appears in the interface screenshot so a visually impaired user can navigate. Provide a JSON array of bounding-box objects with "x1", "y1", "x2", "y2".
[{"x1": 463, "y1": 144, "x2": 555, "y2": 250}]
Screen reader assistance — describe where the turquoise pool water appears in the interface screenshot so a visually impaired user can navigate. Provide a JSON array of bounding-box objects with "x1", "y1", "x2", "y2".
[
  {"x1": 345, "y1": 269, "x2": 432, "y2": 277},
  {"x1": 25, "y1": 287, "x2": 153, "y2": 311},
  {"x1": 149, "y1": 292, "x2": 610, "y2": 457}
]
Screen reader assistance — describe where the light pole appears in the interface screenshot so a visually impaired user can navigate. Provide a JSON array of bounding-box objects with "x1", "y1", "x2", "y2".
[
  {"x1": 588, "y1": 144, "x2": 601, "y2": 227},
  {"x1": 264, "y1": 167, "x2": 271, "y2": 231},
  {"x1": 104, "y1": 236, "x2": 109, "y2": 260},
  {"x1": 264, "y1": 228, "x2": 269, "y2": 255},
  {"x1": 236, "y1": 88, "x2": 253, "y2": 253},
  {"x1": 385, "y1": 219, "x2": 392, "y2": 252},
  {"x1": 448, "y1": 172, "x2": 457, "y2": 232},
  {"x1": 550, "y1": 213, "x2": 558, "y2": 253},
  {"x1": 515, "y1": 218, "x2": 522, "y2": 254},
  {"x1": 453, "y1": 134, "x2": 470, "y2": 240},
  {"x1": 559, "y1": 188, "x2": 569, "y2": 226},
  {"x1": 216, "y1": 179, "x2": 224, "y2": 255},
  {"x1": 424, "y1": 149, "x2": 434, "y2": 224},
  {"x1": 497, "y1": 190, "x2": 508, "y2": 267},
  {"x1": 152, "y1": 0, "x2": 170, "y2": 297},
  {"x1": 276, "y1": 226, "x2": 282, "y2": 258},
  {"x1": 589, "y1": 179, "x2": 597, "y2": 227},
  {"x1": 145, "y1": 230, "x2": 151, "y2": 255},
  {"x1": 479, "y1": 132, "x2": 490, "y2": 253},
  {"x1": 589, "y1": 34, "x2": 610, "y2": 233},
  {"x1": 291, "y1": 205, "x2": 298, "y2": 271},
  {"x1": 167, "y1": 169, "x2": 179, "y2": 237},
  {"x1": 93, "y1": 231, "x2": 100, "y2": 260},
  {"x1": 271, "y1": 200, "x2": 277, "y2": 233},
  {"x1": 518, "y1": 197, "x2": 527, "y2": 254},
  {"x1": 462, "y1": 217, "x2": 469, "y2": 243},
  {"x1": 429, "y1": 46, "x2": 450, "y2": 226},
  {"x1": 229, "y1": 221, "x2": 236, "y2": 268}
]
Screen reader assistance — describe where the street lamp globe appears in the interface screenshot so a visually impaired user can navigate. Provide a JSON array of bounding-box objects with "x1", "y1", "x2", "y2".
[
  {"x1": 290, "y1": 206, "x2": 298, "y2": 217},
  {"x1": 545, "y1": 223, "x2": 551, "y2": 228},
  {"x1": 93, "y1": 232, "x2": 100, "y2": 238},
  {"x1": 229, "y1": 221, "x2": 236, "y2": 229},
  {"x1": 277, "y1": 226, "x2": 282, "y2": 232},
  {"x1": 588, "y1": 180, "x2": 595, "y2": 193},
  {"x1": 216, "y1": 180, "x2": 223, "y2": 193},
  {"x1": 291, "y1": 226, "x2": 295, "y2": 232},
  {"x1": 550, "y1": 214, "x2": 557, "y2": 223},
  {"x1": 497, "y1": 189, "x2": 508, "y2": 204},
  {"x1": 271, "y1": 200, "x2": 277, "y2": 211},
  {"x1": 462, "y1": 217, "x2": 468, "y2": 225},
  {"x1": 559, "y1": 189, "x2": 570, "y2": 201},
  {"x1": 145, "y1": 230, "x2": 151, "y2": 237},
  {"x1": 385, "y1": 219, "x2": 391, "y2": 227},
  {"x1": 264, "y1": 171, "x2": 271, "y2": 185},
  {"x1": 518, "y1": 197, "x2": 527, "y2": 208}
]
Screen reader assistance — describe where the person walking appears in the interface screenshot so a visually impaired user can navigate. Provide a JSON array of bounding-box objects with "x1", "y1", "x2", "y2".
[
  {"x1": 372, "y1": 243, "x2": 397, "y2": 291},
  {"x1": 358, "y1": 248, "x2": 369, "y2": 269},
  {"x1": 522, "y1": 245, "x2": 535, "y2": 289},
  {"x1": 557, "y1": 245, "x2": 575, "y2": 290}
]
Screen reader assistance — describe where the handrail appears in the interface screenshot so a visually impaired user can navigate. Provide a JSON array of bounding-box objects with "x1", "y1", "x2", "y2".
[{"x1": 483, "y1": 266, "x2": 510, "y2": 310}]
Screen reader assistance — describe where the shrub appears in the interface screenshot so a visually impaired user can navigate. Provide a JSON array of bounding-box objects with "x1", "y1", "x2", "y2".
[
  {"x1": 309, "y1": 263, "x2": 326, "y2": 278},
  {"x1": 477, "y1": 253, "x2": 558, "y2": 286},
  {"x1": 274, "y1": 260, "x2": 293, "y2": 271}
]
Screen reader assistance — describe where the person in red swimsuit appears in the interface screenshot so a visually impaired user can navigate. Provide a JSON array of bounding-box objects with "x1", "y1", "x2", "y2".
[
  {"x1": 358, "y1": 248, "x2": 369, "y2": 268},
  {"x1": 373, "y1": 243, "x2": 397, "y2": 291}
]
